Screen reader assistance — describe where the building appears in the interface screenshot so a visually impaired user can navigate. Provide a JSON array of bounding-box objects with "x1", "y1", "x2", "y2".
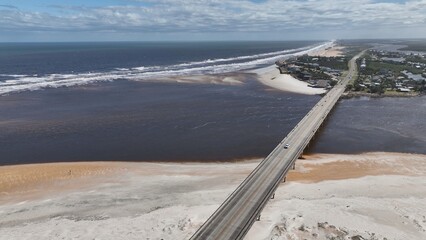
[{"x1": 397, "y1": 88, "x2": 411, "y2": 92}]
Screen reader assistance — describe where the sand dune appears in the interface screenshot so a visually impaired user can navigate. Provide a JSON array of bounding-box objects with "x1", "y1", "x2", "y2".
[{"x1": 0, "y1": 152, "x2": 425, "y2": 240}]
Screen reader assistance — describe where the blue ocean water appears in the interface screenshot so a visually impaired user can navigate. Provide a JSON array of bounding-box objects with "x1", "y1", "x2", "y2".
[{"x1": 0, "y1": 41, "x2": 325, "y2": 95}]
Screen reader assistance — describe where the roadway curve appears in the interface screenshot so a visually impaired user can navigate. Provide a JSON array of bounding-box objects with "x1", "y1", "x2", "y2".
[{"x1": 190, "y1": 51, "x2": 364, "y2": 240}]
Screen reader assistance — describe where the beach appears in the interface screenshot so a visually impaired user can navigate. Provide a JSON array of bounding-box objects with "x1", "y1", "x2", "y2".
[
  {"x1": 255, "y1": 65, "x2": 327, "y2": 95},
  {"x1": 253, "y1": 44, "x2": 343, "y2": 95},
  {"x1": 1, "y1": 152, "x2": 425, "y2": 239}
]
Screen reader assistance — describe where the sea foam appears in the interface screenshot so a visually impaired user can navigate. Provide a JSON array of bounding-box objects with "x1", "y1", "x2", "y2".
[{"x1": 0, "y1": 41, "x2": 333, "y2": 95}]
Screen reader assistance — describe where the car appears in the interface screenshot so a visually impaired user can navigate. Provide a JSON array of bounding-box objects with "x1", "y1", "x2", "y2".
[{"x1": 284, "y1": 144, "x2": 289, "y2": 149}]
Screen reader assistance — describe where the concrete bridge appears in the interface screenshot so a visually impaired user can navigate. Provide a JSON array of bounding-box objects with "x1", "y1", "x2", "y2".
[{"x1": 190, "y1": 51, "x2": 364, "y2": 240}]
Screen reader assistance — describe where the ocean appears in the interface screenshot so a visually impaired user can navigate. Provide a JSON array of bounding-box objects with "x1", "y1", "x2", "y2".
[
  {"x1": 0, "y1": 41, "x2": 425, "y2": 166},
  {"x1": 0, "y1": 41, "x2": 324, "y2": 95}
]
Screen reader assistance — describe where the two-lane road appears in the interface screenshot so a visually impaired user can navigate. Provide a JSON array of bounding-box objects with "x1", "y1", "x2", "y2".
[{"x1": 190, "y1": 51, "x2": 365, "y2": 240}]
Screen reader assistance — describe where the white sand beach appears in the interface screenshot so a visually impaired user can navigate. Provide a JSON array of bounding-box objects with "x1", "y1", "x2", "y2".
[
  {"x1": 255, "y1": 66, "x2": 327, "y2": 95},
  {"x1": 253, "y1": 44, "x2": 344, "y2": 95},
  {"x1": 1, "y1": 152, "x2": 425, "y2": 240},
  {"x1": 308, "y1": 44, "x2": 344, "y2": 57}
]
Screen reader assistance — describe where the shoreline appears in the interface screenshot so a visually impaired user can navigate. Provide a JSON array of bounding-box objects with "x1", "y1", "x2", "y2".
[
  {"x1": 252, "y1": 43, "x2": 344, "y2": 95},
  {"x1": 1, "y1": 152, "x2": 425, "y2": 191},
  {"x1": 342, "y1": 91, "x2": 422, "y2": 99},
  {"x1": 253, "y1": 65, "x2": 327, "y2": 95},
  {"x1": 1, "y1": 152, "x2": 425, "y2": 239}
]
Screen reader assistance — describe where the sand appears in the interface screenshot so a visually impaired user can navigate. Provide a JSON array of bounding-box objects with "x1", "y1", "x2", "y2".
[
  {"x1": 253, "y1": 44, "x2": 344, "y2": 95},
  {"x1": 0, "y1": 162, "x2": 128, "y2": 204},
  {"x1": 1, "y1": 152, "x2": 425, "y2": 239},
  {"x1": 308, "y1": 44, "x2": 345, "y2": 57},
  {"x1": 255, "y1": 65, "x2": 327, "y2": 95}
]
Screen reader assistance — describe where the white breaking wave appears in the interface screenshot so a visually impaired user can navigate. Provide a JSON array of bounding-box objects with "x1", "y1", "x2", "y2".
[{"x1": 0, "y1": 41, "x2": 333, "y2": 95}]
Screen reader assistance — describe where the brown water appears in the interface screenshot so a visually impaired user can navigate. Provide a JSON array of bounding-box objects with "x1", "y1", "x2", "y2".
[
  {"x1": 1, "y1": 80, "x2": 425, "y2": 166},
  {"x1": 0, "y1": 79, "x2": 319, "y2": 165},
  {"x1": 309, "y1": 96, "x2": 426, "y2": 154}
]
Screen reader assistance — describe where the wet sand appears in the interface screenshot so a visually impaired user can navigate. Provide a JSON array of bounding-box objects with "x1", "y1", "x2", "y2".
[
  {"x1": 288, "y1": 152, "x2": 426, "y2": 182},
  {"x1": 1, "y1": 152, "x2": 425, "y2": 239},
  {"x1": 0, "y1": 162, "x2": 128, "y2": 204}
]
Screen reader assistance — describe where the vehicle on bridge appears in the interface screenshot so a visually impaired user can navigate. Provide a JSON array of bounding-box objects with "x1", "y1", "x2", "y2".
[{"x1": 284, "y1": 144, "x2": 290, "y2": 149}]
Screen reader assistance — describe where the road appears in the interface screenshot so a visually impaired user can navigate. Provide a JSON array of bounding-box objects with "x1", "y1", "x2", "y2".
[{"x1": 190, "y1": 51, "x2": 364, "y2": 240}]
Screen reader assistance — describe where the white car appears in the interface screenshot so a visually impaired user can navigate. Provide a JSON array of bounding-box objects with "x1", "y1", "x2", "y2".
[{"x1": 284, "y1": 144, "x2": 289, "y2": 149}]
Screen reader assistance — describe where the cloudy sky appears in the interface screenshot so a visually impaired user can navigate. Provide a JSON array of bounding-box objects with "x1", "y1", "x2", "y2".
[{"x1": 0, "y1": 0, "x2": 425, "y2": 42}]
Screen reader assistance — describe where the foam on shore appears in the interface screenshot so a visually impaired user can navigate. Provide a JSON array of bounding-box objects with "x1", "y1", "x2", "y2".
[{"x1": 0, "y1": 42, "x2": 334, "y2": 96}]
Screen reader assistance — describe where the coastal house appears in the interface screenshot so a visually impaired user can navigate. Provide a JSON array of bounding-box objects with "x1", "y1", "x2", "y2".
[
  {"x1": 397, "y1": 88, "x2": 411, "y2": 92},
  {"x1": 287, "y1": 66, "x2": 301, "y2": 73},
  {"x1": 360, "y1": 58, "x2": 367, "y2": 69},
  {"x1": 275, "y1": 60, "x2": 286, "y2": 67},
  {"x1": 300, "y1": 71, "x2": 312, "y2": 81},
  {"x1": 401, "y1": 70, "x2": 426, "y2": 82},
  {"x1": 381, "y1": 57, "x2": 405, "y2": 63},
  {"x1": 278, "y1": 66, "x2": 288, "y2": 74},
  {"x1": 316, "y1": 80, "x2": 329, "y2": 88}
]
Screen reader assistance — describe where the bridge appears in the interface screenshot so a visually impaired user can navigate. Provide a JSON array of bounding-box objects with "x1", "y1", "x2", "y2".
[{"x1": 190, "y1": 51, "x2": 364, "y2": 240}]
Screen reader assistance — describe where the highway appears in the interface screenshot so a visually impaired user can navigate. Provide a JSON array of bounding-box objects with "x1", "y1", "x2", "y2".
[{"x1": 190, "y1": 51, "x2": 364, "y2": 240}]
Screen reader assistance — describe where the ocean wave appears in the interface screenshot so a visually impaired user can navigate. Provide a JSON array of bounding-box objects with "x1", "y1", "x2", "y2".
[{"x1": 0, "y1": 41, "x2": 333, "y2": 95}]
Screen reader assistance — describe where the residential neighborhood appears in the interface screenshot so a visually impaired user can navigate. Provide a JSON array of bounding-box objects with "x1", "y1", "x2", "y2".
[
  {"x1": 276, "y1": 47, "x2": 426, "y2": 97},
  {"x1": 275, "y1": 54, "x2": 348, "y2": 89},
  {"x1": 351, "y1": 49, "x2": 426, "y2": 95}
]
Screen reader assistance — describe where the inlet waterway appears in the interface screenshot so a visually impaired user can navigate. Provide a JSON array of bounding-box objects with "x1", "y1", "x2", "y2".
[
  {"x1": 1, "y1": 79, "x2": 425, "y2": 166},
  {"x1": 1, "y1": 41, "x2": 425, "y2": 165},
  {"x1": 308, "y1": 96, "x2": 426, "y2": 155}
]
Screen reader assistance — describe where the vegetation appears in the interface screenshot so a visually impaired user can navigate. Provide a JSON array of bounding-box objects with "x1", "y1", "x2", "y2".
[
  {"x1": 315, "y1": 57, "x2": 349, "y2": 70},
  {"x1": 348, "y1": 50, "x2": 426, "y2": 96},
  {"x1": 307, "y1": 69, "x2": 332, "y2": 80},
  {"x1": 405, "y1": 55, "x2": 426, "y2": 64},
  {"x1": 363, "y1": 60, "x2": 423, "y2": 75},
  {"x1": 296, "y1": 55, "x2": 349, "y2": 70}
]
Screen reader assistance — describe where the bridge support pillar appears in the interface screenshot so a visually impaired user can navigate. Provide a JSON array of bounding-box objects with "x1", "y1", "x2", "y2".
[
  {"x1": 256, "y1": 215, "x2": 261, "y2": 221},
  {"x1": 292, "y1": 163, "x2": 295, "y2": 170},
  {"x1": 271, "y1": 193, "x2": 275, "y2": 199},
  {"x1": 283, "y1": 177, "x2": 286, "y2": 183}
]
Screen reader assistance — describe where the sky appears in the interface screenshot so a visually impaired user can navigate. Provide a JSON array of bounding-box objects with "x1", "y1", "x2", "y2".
[{"x1": 0, "y1": 0, "x2": 425, "y2": 42}]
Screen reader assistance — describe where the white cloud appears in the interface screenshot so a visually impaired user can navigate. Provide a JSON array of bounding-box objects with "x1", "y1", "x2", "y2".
[{"x1": 0, "y1": 0, "x2": 425, "y2": 39}]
